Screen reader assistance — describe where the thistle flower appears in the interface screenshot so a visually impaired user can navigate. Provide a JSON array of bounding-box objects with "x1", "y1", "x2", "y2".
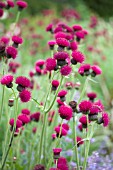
[
  {"x1": 91, "y1": 65, "x2": 102, "y2": 77},
  {"x1": 60, "y1": 65, "x2": 72, "y2": 76},
  {"x1": 18, "y1": 114, "x2": 30, "y2": 125},
  {"x1": 8, "y1": 99, "x2": 14, "y2": 107},
  {"x1": 76, "y1": 136, "x2": 84, "y2": 147},
  {"x1": 16, "y1": 0, "x2": 28, "y2": 11},
  {"x1": 1, "y1": 74, "x2": 13, "y2": 88},
  {"x1": 56, "y1": 38, "x2": 69, "y2": 51},
  {"x1": 45, "y1": 58, "x2": 56, "y2": 71},
  {"x1": 57, "y1": 157, "x2": 69, "y2": 170},
  {"x1": 69, "y1": 101, "x2": 77, "y2": 112},
  {"x1": 19, "y1": 89, "x2": 31, "y2": 103},
  {"x1": 6, "y1": 46, "x2": 17, "y2": 59},
  {"x1": 58, "y1": 90, "x2": 67, "y2": 102},
  {"x1": 72, "y1": 25, "x2": 82, "y2": 31},
  {"x1": 9, "y1": 118, "x2": 22, "y2": 129},
  {"x1": 35, "y1": 60, "x2": 45, "y2": 69},
  {"x1": 0, "y1": 9, "x2": 3, "y2": 17},
  {"x1": 71, "y1": 51, "x2": 85, "y2": 65},
  {"x1": 54, "y1": 51, "x2": 69, "y2": 66},
  {"x1": 6, "y1": 0, "x2": 15, "y2": 9},
  {"x1": 59, "y1": 123, "x2": 70, "y2": 131},
  {"x1": 58, "y1": 105, "x2": 73, "y2": 120},
  {"x1": 48, "y1": 40, "x2": 56, "y2": 50},
  {"x1": 79, "y1": 115, "x2": 90, "y2": 128},
  {"x1": 55, "y1": 32, "x2": 66, "y2": 39},
  {"x1": 30, "y1": 112, "x2": 40, "y2": 122},
  {"x1": 12, "y1": 36, "x2": 23, "y2": 48},
  {"x1": 16, "y1": 76, "x2": 30, "y2": 92},
  {"x1": 56, "y1": 99, "x2": 64, "y2": 107},
  {"x1": 87, "y1": 92, "x2": 97, "y2": 102},
  {"x1": 54, "y1": 126, "x2": 68, "y2": 137},
  {"x1": 52, "y1": 80, "x2": 59, "y2": 91},
  {"x1": 46, "y1": 23, "x2": 53, "y2": 33},
  {"x1": 69, "y1": 41, "x2": 78, "y2": 51},
  {"x1": 97, "y1": 113, "x2": 109, "y2": 127},
  {"x1": 21, "y1": 108, "x2": 30, "y2": 115},
  {"x1": 0, "y1": 2, "x2": 6, "y2": 8},
  {"x1": 79, "y1": 100, "x2": 92, "y2": 114},
  {"x1": 78, "y1": 64, "x2": 91, "y2": 76},
  {"x1": 53, "y1": 148, "x2": 62, "y2": 159},
  {"x1": 75, "y1": 31, "x2": 85, "y2": 42}
]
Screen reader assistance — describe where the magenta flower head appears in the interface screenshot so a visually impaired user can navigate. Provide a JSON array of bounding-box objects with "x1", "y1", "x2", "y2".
[
  {"x1": 19, "y1": 89, "x2": 31, "y2": 103},
  {"x1": 52, "y1": 80, "x2": 59, "y2": 91},
  {"x1": 12, "y1": 35, "x2": 23, "y2": 48},
  {"x1": 58, "y1": 105, "x2": 73, "y2": 120},
  {"x1": 30, "y1": 112, "x2": 40, "y2": 122},
  {"x1": 89, "y1": 105, "x2": 99, "y2": 121},
  {"x1": 0, "y1": 9, "x2": 4, "y2": 17},
  {"x1": 35, "y1": 59, "x2": 45, "y2": 69},
  {"x1": 60, "y1": 123, "x2": 70, "y2": 131},
  {"x1": 46, "y1": 23, "x2": 53, "y2": 33},
  {"x1": 57, "y1": 157, "x2": 69, "y2": 170},
  {"x1": 54, "y1": 126, "x2": 68, "y2": 138},
  {"x1": 21, "y1": 108, "x2": 30, "y2": 115},
  {"x1": 91, "y1": 65, "x2": 102, "y2": 77},
  {"x1": 45, "y1": 58, "x2": 56, "y2": 72},
  {"x1": 60, "y1": 65, "x2": 72, "y2": 76},
  {"x1": 33, "y1": 164, "x2": 45, "y2": 170},
  {"x1": 55, "y1": 32, "x2": 66, "y2": 39},
  {"x1": 1, "y1": 36, "x2": 9, "y2": 45},
  {"x1": 0, "y1": 2, "x2": 6, "y2": 8},
  {"x1": 78, "y1": 64, "x2": 91, "y2": 76},
  {"x1": 87, "y1": 92, "x2": 97, "y2": 102},
  {"x1": 72, "y1": 24, "x2": 82, "y2": 32},
  {"x1": 76, "y1": 136, "x2": 84, "y2": 147},
  {"x1": 35, "y1": 66, "x2": 42, "y2": 75},
  {"x1": 69, "y1": 41, "x2": 78, "y2": 51},
  {"x1": 75, "y1": 31, "x2": 85, "y2": 42},
  {"x1": 6, "y1": 46, "x2": 17, "y2": 59},
  {"x1": 56, "y1": 38, "x2": 69, "y2": 51},
  {"x1": 71, "y1": 51, "x2": 85, "y2": 65},
  {"x1": 79, "y1": 100, "x2": 92, "y2": 114},
  {"x1": 58, "y1": 90, "x2": 67, "y2": 102},
  {"x1": 57, "y1": 98, "x2": 64, "y2": 107},
  {"x1": 54, "y1": 51, "x2": 69, "y2": 67},
  {"x1": 6, "y1": 0, "x2": 15, "y2": 9},
  {"x1": 65, "y1": 81, "x2": 73, "y2": 90},
  {"x1": 97, "y1": 112, "x2": 109, "y2": 127},
  {"x1": 1, "y1": 74, "x2": 13, "y2": 88},
  {"x1": 54, "y1": 26, "x2": 63, "y2": 33},
  {"x1": 50, "y1": 168, "x2": 59, "y2": 170},
  {"x1": 15, "y1": 76, "x2": 30, "y2": 92},
  {"x1": 78, "y1": 124, "x2": 83, "y2": 131},
  {"x1": 16, "y1": 0, "x2": 28, "y2": 11},
  {"x1": 9, "y1": 118, "x2": 22, "y2": 129},
  {"x1": 48, "y1": 40, "x2": 56, "y2": 50},
  {"x1": 18, "y1": 114, "x2": 30, "y2": 125},
  {"x1": 79, "y1": 115, "x2": 90, "y2": 128},
  {"x1": 53, "y1": 148, "x2": 62, "y2": 159},
  {"x1": 52, "y1": 133, "x2": 56, "y2": 140}
]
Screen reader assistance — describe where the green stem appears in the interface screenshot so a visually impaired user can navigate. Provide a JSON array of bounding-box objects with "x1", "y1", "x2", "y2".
[
  {"x1": 73, "y1": 114, "x2": 80, "y2": 170},
  {"x1": 0, "y1": 85, "x2": 5, "y2": 121}
]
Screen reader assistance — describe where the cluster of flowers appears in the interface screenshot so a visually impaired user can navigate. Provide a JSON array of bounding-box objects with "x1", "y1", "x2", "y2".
[{"x1": 0, "y1": 0, "x2": 27, "y2": 18}]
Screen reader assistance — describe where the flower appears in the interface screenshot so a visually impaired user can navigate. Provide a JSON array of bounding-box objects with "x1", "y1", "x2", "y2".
[
  {"x1": 60, "y1": 65, "x2": 72, "y2": 76},
  {"x1": 69, "y1": 101, "x2": 77, "y2": 112},
  {"x1": 94, "y1": 100, "x2": 104, "y2": 112},
  {"x1": 48, "y1": 40, "x2": 56, "y2": 50},
  {"x1": 53, "y1": 148, "x2": 62, "y2": 159},
  {"x1": 56, "y1": 38, "x2": 69, "y2": 51},
  {"x1": 0, "y1": 2, "x2": 6, "y2": 8},
  {"x1": 79, "y1": 100, "x2": 92, "y2": 114},
  {"x1": 0, "y1": 9, "x2": 3, "y2": 17},
  {"x1": 58, "y1": 90, "x2": 67, "y2": 101},
  {"x1": 76, "y1": 136, "x2": 84, "y2": 147},
  {"x1": 97, "y1": 113, "x2": 109, "y2": 127},
  {"x1": 58, "y1": 105, "x2": 73, "y2": 120},
  {"x1": 78, "y1": 64, "x2": 91, "y2": 76},
  {"x1": 18, "y1": 114, "x2": 30, "y2": 125},
  {"x1": 19, "y1": 89, "x2": 31, "y2": 103},
  {"x1": 33, "y1": 164, "x2": 45, "y2": 170},
  {"x1": 21, "y1": 109, "x2": 30, "y2": 115},
  {"x1": 54, "y1": 51, "x2": 69, "y2": 66},
  {"x1": 9, "y1": 118, "x2": 22, "y2": 129},
  {"x1": 52, "y1": 80, "x2": 59, "y2": 91},
  {"x1": 1, "y1": 74, "x2": 13, "y2": 88},
  {"x1": 72, "y1": 25, "x2": 82, "y2": 31},
  {"x1": 30, "y1": 112, "x2": 40, "y2": 122},
  {"x1": 60, "y1": 123, "x2": 70, "y2": 131},
  {"x1": 46, "y1": 23, "x2": 53, "y2": 32},
  {"x1": 16, "y1": 76, "x2": 30, "y2": 91},
  {"x1": 69, "y1": 41, "x2": 78, "y2": 51},
  {"x1": 16, "y1": 0, "x2": 28, "y2": 10},
  {"x1": 57, "y1": 99, "x2": 64, "y2": 107},
  {"x1": 54, "y1": 126, "x2": 67, "y2": 137},
  {"x1": 12, "y1": 36, "x2": 23, "y2": 48},
  {"x1": 57, "y1": 157, "x2": 69, "y2": 170},
  {"x1": 87, "y1": 92, "x2": 97, "y2": 101},
  {"x1": 6, "y1": 0, "x2": 15, "y2": 9},
  {"x1": 45, "y1": 58, "x2": 56, "y2": 71},
  {"x1": 71, "y1": 51, "x2": 85, "y2": 64},
  {"x1": 79, "y1": 115, "x2": 89, "y2": 128},
  {"x1": 6, "y1": 46, "x2": 17, "y2": 59},
  {"x1": 55, "y1": 32, "x2": 66, "y2": 39},
  {"x1": 91, "y1": 65, "x2": 102, "y2": 77},
  {"x1": 75, "y1": 31, "x2": 85, "y2": 41},
  {"x1": 35, "y1": 60, "x2": 45, "y2": 69}
]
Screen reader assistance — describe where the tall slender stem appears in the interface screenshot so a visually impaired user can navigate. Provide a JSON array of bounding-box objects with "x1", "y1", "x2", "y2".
[{"x1": 73, "y1": 114, "x2": 80, "y2": 170}]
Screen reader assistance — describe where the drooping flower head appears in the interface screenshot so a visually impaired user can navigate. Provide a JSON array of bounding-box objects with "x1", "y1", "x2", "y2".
[
  {"x1": 78, "y1": 64, "x2": 91, "y2": 76},
  {"x1": 54, "y1": 126, "x2": 68, "y2": 138},
  {"x1": 9, "y1": 118, "x2": 22, "y2": 129}
]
